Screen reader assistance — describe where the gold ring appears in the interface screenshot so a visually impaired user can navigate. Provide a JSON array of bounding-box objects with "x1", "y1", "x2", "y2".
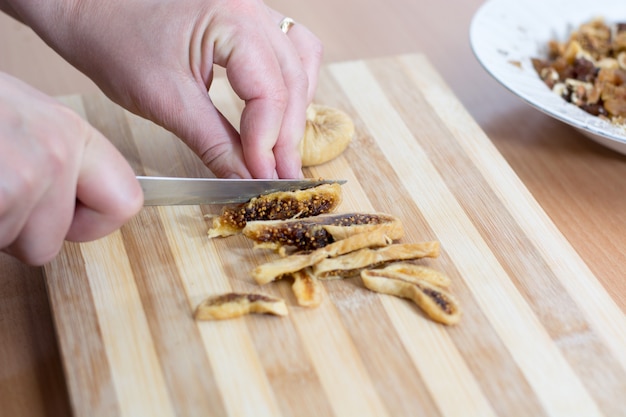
[{"x1": 279, "y1": 17, "x2": 295, "y2": 34}]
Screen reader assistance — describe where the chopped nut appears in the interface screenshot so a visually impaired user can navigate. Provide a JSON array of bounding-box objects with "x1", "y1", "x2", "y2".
[
  {"x1": 533, "y1": 18, "x2": 626, "y2": 125},
  {"x1": 194, "y1": 293, "x2": 287, "y2": 320},
  {"x1": 618, "y1": 52, "x2": 626, "y2": 70},
  {"x1": 361, "y1": 269, "x2": 461, "y2": 325}
]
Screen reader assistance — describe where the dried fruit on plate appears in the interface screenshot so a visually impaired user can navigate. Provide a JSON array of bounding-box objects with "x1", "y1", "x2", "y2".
[{"x1": 532, "y1": 18, "x2": 626, "y2": 124}]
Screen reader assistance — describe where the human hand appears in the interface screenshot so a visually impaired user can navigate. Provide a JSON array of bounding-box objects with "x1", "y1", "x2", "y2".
[
  {"x1": 0, "y1": 72, "x2": 143, "y2": 265},
  {"x1": 12, "y1": 0, "x2": 323, "y2": 179}
]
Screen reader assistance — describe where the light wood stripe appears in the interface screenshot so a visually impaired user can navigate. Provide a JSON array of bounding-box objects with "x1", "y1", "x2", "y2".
[
  {"x1": 210, "y1": 233, "x2": 341, "y2": 417},
  {"x1": 121, "y1": 209, "x2": 228, "y2": 416},
  {"x1": 316, "y1": 71, "x2": 549, "y2": 416},
  {"x1": 381, "y1": 55, "x2": 626, "y2": 414},
  {"x1": 158, "y1": 205, "x2": 282, "y2": 417},
  {"x1": 204, "y1": 81, "x2": 338, "y2": 416},
  {"x1": 45, "y1": 243, "x2": 121, "y2": 417},
  {"x1": 80, "y1": 234, "x2": 175, "y2": 417},
  {"x1": 308, "y1": 160, "x2": 444, "y2": 416},
  {"x1": 282, "y1": 286, "x2": 391, "y2": 417},
  {"x1": 328, "y1": 58, "x2": 603, "y2": 417},
  {"x1": 399, "y1": 53, "x2": 626, "y2": 373},
  {"x1": 325, "y1": 150, "x2": 497, "y2": 416}
]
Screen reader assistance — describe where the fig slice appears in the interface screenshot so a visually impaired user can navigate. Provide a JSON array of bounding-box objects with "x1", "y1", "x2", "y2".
[
  {"x1": 380, "y1": 262, "x2": 451, "y2": 288},
  {"x1": 252, "y1": 228, "x2": 395, "y2": 285},
  {"x1": 361, "y1": 269, "x2": 461, "y2": 325},
  {"x1": 207, "y1": 182, "x2": 342, "y2": 238},
  {"x1": 312, "y1": 242, "x2": 440, "y2": 279},
  {"x1": 194, "y1": 293, "x2": 287, "y2": 320},
  {"x1": 290, "y1": 268, "x2": 323, "y2": 308},
  {"x1": 242, "y1": 212, "x2": 404, "y2": 253}
]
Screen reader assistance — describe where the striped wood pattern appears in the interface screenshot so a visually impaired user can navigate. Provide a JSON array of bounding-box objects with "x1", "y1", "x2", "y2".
[{"x1": 44, "y1": 54, "x2": 626, "y2": 417}]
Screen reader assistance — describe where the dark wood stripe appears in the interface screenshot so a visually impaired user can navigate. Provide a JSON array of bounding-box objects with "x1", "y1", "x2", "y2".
[
  {"x1": 371, "y1": 56, "x2": 626, "y2": 416},
  {"x1": 322, "y1": 61, "x2": 548, "y2": 416},
  {"x1": 203, "y1": 229, "x2": 337, "y2": 417},
  {"x1": 121, "y1": 209, "x2": 227, "y2": 417},
  {"x1": 304, "y1": 67, "x2": 444, "y2": 417},
  {"x1": 44, "y1": 242, "x2": 121, "y2": 417},
  {"x1": 325, "y1": 279, "x2": 442, "y2": 417},
  {"x1": 0, "y1": 255, "x2": 72, "y2": 417}
]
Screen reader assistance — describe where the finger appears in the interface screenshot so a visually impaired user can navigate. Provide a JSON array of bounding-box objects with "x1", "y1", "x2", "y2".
[
  {"x1": 2, "y1": 152, "x2": 79, "y2": 266},
  {"x1": 0, "y1": 143, "x2": 45, "y2": 250},
  {"x1": 65, "y1": 128, "x2": 143, "y2": 242},
  {"x1": 0, "y1": 167, "x2": 53, "y2": 256},
  {"x1": 263, "y1": 15, "x2": 310, "y2": 179},
  {"x1": 270, "y1": 11, "x2": 324, "y2": 103},
  {"x1": 220, "y1": 10, "x2": 310, "y2": 179},
  {"x1": 142, "y1": 73, "x2": 251, "y2": 179},
  {"x1": 214, "y1": 19, "x2": 293, "y2": 178},
  {"x1": 285, "y1": 24, "x2": 323, "y2": 103}
]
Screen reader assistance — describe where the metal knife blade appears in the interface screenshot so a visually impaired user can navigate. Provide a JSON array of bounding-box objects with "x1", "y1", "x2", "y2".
[{"x1": 137, "y1": 176, "x2": 347, "y2": 206}]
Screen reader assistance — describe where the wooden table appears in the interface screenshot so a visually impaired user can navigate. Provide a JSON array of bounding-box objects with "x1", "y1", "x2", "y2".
[{"x1": 1, "y1": 1, "x2": 625, "y2": 416}]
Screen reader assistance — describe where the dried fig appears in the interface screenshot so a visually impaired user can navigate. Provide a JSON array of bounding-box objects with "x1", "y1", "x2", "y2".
[{"x1": 299, "y1": 104, "x2": 354, "y2": 166}]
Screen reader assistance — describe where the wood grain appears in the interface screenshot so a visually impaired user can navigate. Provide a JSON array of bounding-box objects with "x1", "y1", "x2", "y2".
[{"x1": 43, "y1": 54, "x2": 626, "y2": 417}]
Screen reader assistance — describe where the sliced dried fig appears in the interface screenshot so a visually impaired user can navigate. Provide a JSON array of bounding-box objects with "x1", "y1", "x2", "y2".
[
  {"x1": 242, "y1": 212, "x2": 403, "y2": 252},
  {"x1": 252, "y1": 228, "x2": 396, "y2": 285},
  {"x1": 381, "y1": 262, "x2": 451, "y2": 288},
  {"x1": 313, "y1": 242, "x2": 440, "y2": 279},
  {"x1": 361, "y1": 269, "x2": 461, "y2": 325},
  {"x1": 194, "y1": 293, "x2": 287, "y2": 320},
  {"x1": 207, "y1": 182, "x2": 342, "y2": 238},
  {"x1": 299, "y1": 104, "x2": 354, "y2": 167},
  {"x1": 291, "y1": 268, "x2": 323, "y2": 308}
]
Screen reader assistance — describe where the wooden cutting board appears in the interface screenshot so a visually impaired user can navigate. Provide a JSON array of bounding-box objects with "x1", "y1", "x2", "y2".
[{"x1": 45, "y1": 54, "x2": 626, "y2": 417}]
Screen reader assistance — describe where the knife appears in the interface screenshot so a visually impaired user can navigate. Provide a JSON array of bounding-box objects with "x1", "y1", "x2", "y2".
[{"x1": 137, "y1": 176, "x2": 347, "y2": 206}]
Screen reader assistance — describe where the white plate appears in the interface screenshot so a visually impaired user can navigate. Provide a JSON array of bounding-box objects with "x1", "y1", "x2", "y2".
[{"x1": 470, "y1": 0, "x2": 626, "y2": 154}]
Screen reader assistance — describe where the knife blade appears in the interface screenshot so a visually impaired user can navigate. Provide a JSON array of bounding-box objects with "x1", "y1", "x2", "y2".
[{"x1": 137, "y1": 176, "x2": 347, "y2": 206}]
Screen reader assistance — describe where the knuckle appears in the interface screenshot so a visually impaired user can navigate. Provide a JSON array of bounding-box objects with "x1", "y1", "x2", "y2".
[
  {"x1": 268, "y1": 84, "x2": 290, "y2": 109},
  {"x1": 292, "y1": 67, "x2": 310, "y2": 96},
  {"x1": 309, "y1": 39, "x2": 324, "y2": 63},
  {"x1": 24, "y1": 243, "x2": 64, "y2": 266}
]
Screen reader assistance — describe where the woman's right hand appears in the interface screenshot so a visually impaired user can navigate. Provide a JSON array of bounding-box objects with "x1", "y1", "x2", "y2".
[{"x1": 0, "y1": 72, "x2": 143, "y2": 265}]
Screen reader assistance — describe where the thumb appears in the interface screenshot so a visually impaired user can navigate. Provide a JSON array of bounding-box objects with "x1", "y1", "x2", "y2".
[{"x1": 65, "y1": 129, "x2": 143, "y2": 242}]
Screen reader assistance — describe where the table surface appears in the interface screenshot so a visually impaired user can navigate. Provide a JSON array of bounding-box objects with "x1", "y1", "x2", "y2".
[{"x1": 1, "y1": 1, "x2": 625, "y2": 416}]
